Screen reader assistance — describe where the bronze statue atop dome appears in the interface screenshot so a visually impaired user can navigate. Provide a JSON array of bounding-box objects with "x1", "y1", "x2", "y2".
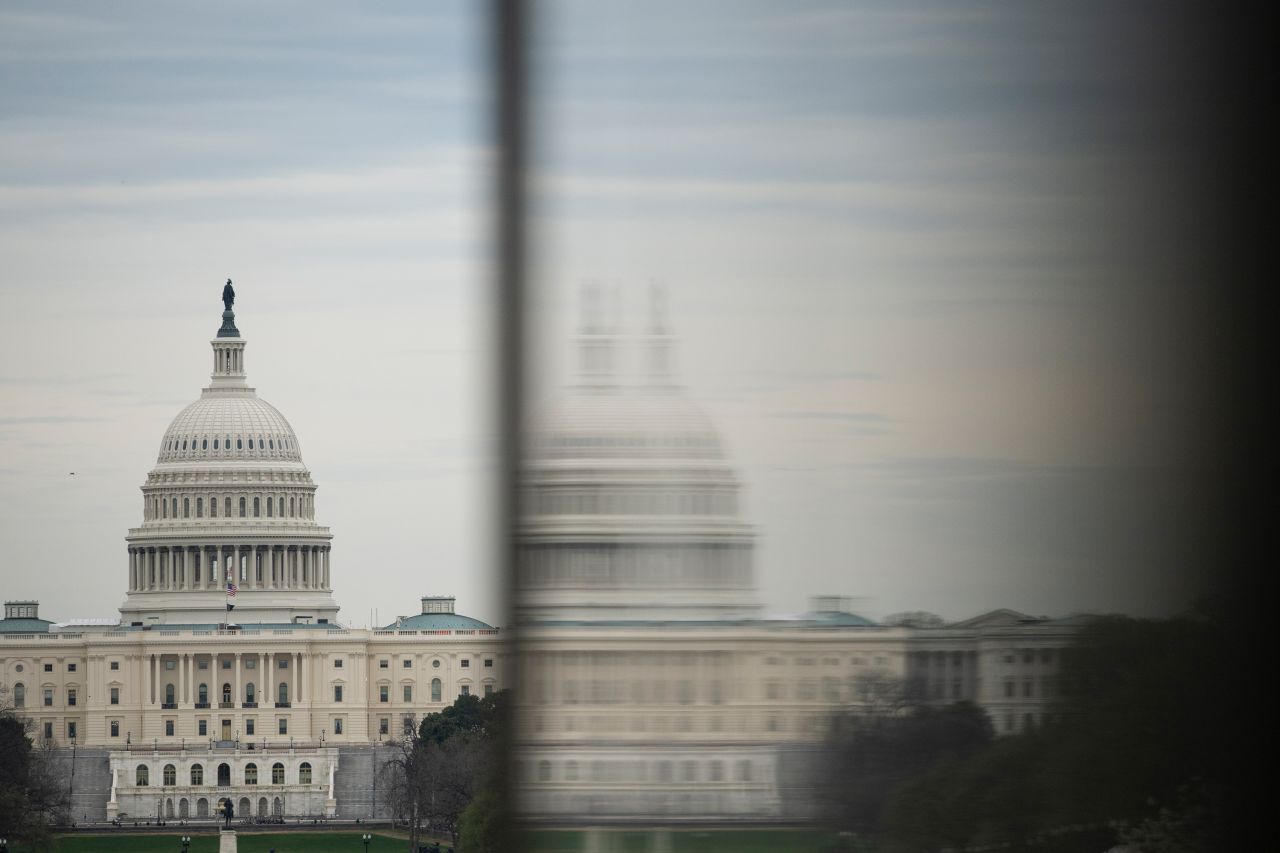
[{"x1": 222, "y1": 279, "x2": 235, "y2": 311}]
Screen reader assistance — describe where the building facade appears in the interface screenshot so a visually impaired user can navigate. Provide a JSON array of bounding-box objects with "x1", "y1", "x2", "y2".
[
  {"x1": 0, "y1": 296, "x2": 506, "y2": 822},
  {"x1": 1, "y1": 289, "x2": 1083, "y2": 825},
  {"x1": 512, "y1": 291, "x2": 1087, "y2": 823}
]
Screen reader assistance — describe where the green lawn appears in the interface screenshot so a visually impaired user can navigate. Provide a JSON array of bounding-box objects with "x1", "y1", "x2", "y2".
[{"x1": 16, "y1": 831, "x2": 415, "y2": 853}]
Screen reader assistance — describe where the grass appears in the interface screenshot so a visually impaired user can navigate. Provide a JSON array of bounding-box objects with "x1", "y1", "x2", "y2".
[{"x1": 15, "y1": 831, "x2": 417, "y2": 853}]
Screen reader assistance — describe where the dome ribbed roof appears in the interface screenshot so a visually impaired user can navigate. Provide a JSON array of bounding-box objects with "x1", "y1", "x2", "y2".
[
  {"x1": 535, "y1": 390, "x2": 724, "y2": 462},
  {"x1": 157, "y1": 392, "x2": 303, "y2": 465}
]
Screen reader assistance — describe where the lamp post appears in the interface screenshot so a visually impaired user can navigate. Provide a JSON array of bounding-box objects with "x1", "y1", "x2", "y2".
[
  {"x1": 362, "y1": 832, "x2": 372, "y2": 852},
  {"x1": 181, "y1": 835, "x2": 191, "y2": 852}
]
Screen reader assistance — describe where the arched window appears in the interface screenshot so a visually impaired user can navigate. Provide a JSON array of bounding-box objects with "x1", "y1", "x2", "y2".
[
  {"x1": 431, "y1": 678, "x2": 442, "y2": 702},
  {"x1": 278, "y1": 683, "x2": 289, "y2": 705},
  {"x1": 13, "y1": 683, "x2": 23, "y2": 707},
  {"x1": 183, "y1": 498, "x2": 190, "y2": 517},
  {"x1": 239, "y1": 497, "x2": 246, "y2": 517},
  {"x1": 253, "y1": 497, "x2": 260, "y2": 517},
  {"x1": 211, "y1": 496, "x2": 218, "y2": 518},
  {"x1": 299, "y1": 762, "x2": 312, "y2": 784},
  {"x1": 136, "y1": 765, "x2": 149, "y2": 786},
  {"x1": 244, "y1": 763, "x2": 258, "y2": 785},
  {"x1": 163, "y1": 499, "x2": 168, "y2": 518},
  {"x1": 217, "y1": 763, "x2": 231, "y2": 786},
  {"x1": 266, "y1": 497, "x2": 273, "y2": 517},
  {"x1": 278, "y1": 497, "x2": 284, "y2": 516},
  {"x1": 165, "y1": 683, "x2": 175, "y2": 704},
  {"x1": 237, "y1": 437, "x2": 243, "y2": 450},
  {"x1": 245, "y1": 683, "x2": 255, "y2": 703},
  {"x1": 197, "y1": 497, "x2": 203, "y2": 517},
  {"x1": 198, "y1": 683, "x2": 208, "y2": 704},
  {"x1": 171, "y1": 498, "x2": 177, "y2": 517},
  {"x1": 222, "y1": 683, "x2": 232, "y2": 704},
  {"x1": 190, "y1": 764, "x2": 203, "y2": 785},
  {"x1": 202, "y1": 438, "x2": 208, "y2": 450},
  {"x1": 289, "y1": 497, "x2": 295, "y2": 517},
  {"x1": 269, "y1": 439, "x2": 274, "y2": 450},
  {"x1": 271, "y1": 763, "x2": 285, "y2": 785},
  {"x1": 163, "y1": 764, "x2": 176, "y2": 786},
  {"x1": 224, "y1": 497, "x2": 231, "y2": 517}
]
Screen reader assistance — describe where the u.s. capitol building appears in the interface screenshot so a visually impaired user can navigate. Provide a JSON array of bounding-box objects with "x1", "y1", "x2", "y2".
[
  {"x1": 2, "y1": 287, "x2": 1084, "y2": 825},
  {"x1": 0, "y1": 292, "x2": 505, "y2": 822}
]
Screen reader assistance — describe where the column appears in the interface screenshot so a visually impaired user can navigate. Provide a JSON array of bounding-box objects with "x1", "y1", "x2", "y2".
[
  {"x1": 152, "y1": 655, "x2": 159, "y2": 705},
  {"x1": 293, "y1": 652, "x2": 301, "y2": 707},
  {"x1": 267, "y1": 652, "x2": 275, "y2": 708},
  {"x1": 234, "y1": 653, "x2": 242, "y2": 707}
]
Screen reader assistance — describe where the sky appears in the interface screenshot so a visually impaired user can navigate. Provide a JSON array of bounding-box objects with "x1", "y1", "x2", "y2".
[{"x1": 0, "y1": 1, "x2": 1218, "y2": 627}]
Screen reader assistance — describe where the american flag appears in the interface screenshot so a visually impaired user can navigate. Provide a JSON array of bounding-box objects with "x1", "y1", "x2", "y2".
[{"x1": 226, "y1": 582, "x2": 237, "y2": 597}]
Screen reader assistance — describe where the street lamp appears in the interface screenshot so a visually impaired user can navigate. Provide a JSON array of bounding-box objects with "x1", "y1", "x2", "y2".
[
  {"x1": 362, "y1": 832, "x2": 372, "y2": 852},
  {"x1": 181, "y1": 835, "x2": 191, "y2": 852}
]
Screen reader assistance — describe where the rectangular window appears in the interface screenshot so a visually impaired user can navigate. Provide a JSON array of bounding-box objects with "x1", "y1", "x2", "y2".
[
  {"x1": 403, "y1": 659, "x2": 412, "y2": 668},
  {"x1": 222, "y1": 660, "x2": 231, "y2": 669},
  {"x1": 461, "y1": 685, "x2": 470, "y2": 697},
  {"x1": 68, "y1": 663, "x2": 77, "y2": 672},
  {"x1": 278, "y1": 719, "x2": 288, "y2": 735},
  {"x1": 403, "y1": 685, "x2": 412, "y2": 702},
  {"x1": 165, "y1": 720, "x2": 174, "y2": 736},
  {"x1": 111, "y1": 721, "x2": 120, "y2": 737},
  {"x1": 334, "y1": 659, "x2": 343, "y2": 668},
  {"x1": 44, "y1": 688, "x2": 53, "y2": 706},
  {"x1": 43, "y1": 722, "x2": 53, "y2": 740},
  {"x1": 461, "y1": 659, "x2": 470, "y2": 668},
  {"x1": 1023, "y1": 679, "x2": 1034, "y2": 698},
  {"x1": 484, "y1": 659, "x2": 493, "y2": 668},
  {"x1": 484, "y1": 684, "x2": 494, "y2": 697},
  {"x1": 379, "y1": 660, "x2": 389, "y2": 669},
  {"x1": 198, "y1": 660, "x2": 209, "y2": 670},
  {"x1": 110, "y1": 661, "x2": 120, "y2": 670},
  {"x1": 245, "y1": 659, "x2": 256, "y2": 669},
  {"x1": 334, "y1": 685, "x2": 344, "y2": 702},
  {"x1": 333, "y1": 718, "x2": 344, "y2": 735},
  {"x1": 68, "y1": 689, "x2": 77, "y2": 706},
  {"x1": 198, "y1": 720, "x2": 207, "y2": 736},
  {"x1": 246, "y1": 719, "x2": 255, "y2": 735},
  {"x1": 403, "y1": 716, "x2": 414, "y2": 735},
  {"x1": 279, "y1": 660, "x2": 289, "y2": 669},
  {"x1": 379, "y1": 686, "x2": 389, "y2": 703},
  {"x1": 68, "y1": 722, "x2": 77, "y2": 740},
  {"x1": 379, "y1": 718, "x2": 389, "y2": 735},
  {"x1": 43, "y1": 663, "x2": 53, "y2": 672},
  {"x1": 1004, "y1": 680, "x2": 1015, "y2": 698},
  {"x1": 165, "y1": 660, "x2": 176, "y2": 670}
]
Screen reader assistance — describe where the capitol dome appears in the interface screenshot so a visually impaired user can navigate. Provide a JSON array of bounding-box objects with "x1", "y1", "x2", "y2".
[
  {"x1": 156, "y1": 394, "x2": 304, "y2": 466},
  {"x1": 517, "y1": 290, "x2": 760, "y2": 624},
  {"x1": 535, "y1": 389, "x2": 725, "y2": 463},
  {"x1": 119, "y1": 287, "x2": 339, "y2": 627}
]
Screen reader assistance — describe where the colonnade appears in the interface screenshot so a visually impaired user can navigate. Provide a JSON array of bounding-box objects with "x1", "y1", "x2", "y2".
[
  {"x1": 144, "y1": 650, "x2": 309, "y2": 709},
  {"x1": 128, "y1": 544, "x2": 331, "y2": 593}
]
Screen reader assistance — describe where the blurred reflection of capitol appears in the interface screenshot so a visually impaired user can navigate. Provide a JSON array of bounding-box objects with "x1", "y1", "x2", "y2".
[{"x1": 515, "y1": 287, "x2": 1084, "y2": 824}]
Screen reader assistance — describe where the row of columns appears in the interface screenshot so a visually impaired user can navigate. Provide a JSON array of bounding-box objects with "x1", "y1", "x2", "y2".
[
  {"x1": 145, "y1": 651, "x2": 308, "y2": 708},
  {"x1": 128, "y1": 545, "x2": 331, "y2": 593}
]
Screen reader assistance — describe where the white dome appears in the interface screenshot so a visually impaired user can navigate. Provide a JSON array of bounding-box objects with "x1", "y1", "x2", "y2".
[
  {"x1": 156, "y1": 392, "x2": 303, "y2": 465},
  {"x1": 534, "y1": 389, "x2": 725, "y2": 463}
]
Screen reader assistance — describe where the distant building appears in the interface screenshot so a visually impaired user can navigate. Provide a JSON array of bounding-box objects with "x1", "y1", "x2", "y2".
[
  {"x1": 513, "y1": 290, "x2": 1086, "y2": 823},
  {"x1": 0, "y1": 297, "x2": 505, "y2": 822}
]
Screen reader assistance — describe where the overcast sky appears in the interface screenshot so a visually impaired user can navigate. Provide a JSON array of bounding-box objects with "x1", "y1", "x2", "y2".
[{"x1": 0, "y1": 1, "x2": 1216, "y2": 628}]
